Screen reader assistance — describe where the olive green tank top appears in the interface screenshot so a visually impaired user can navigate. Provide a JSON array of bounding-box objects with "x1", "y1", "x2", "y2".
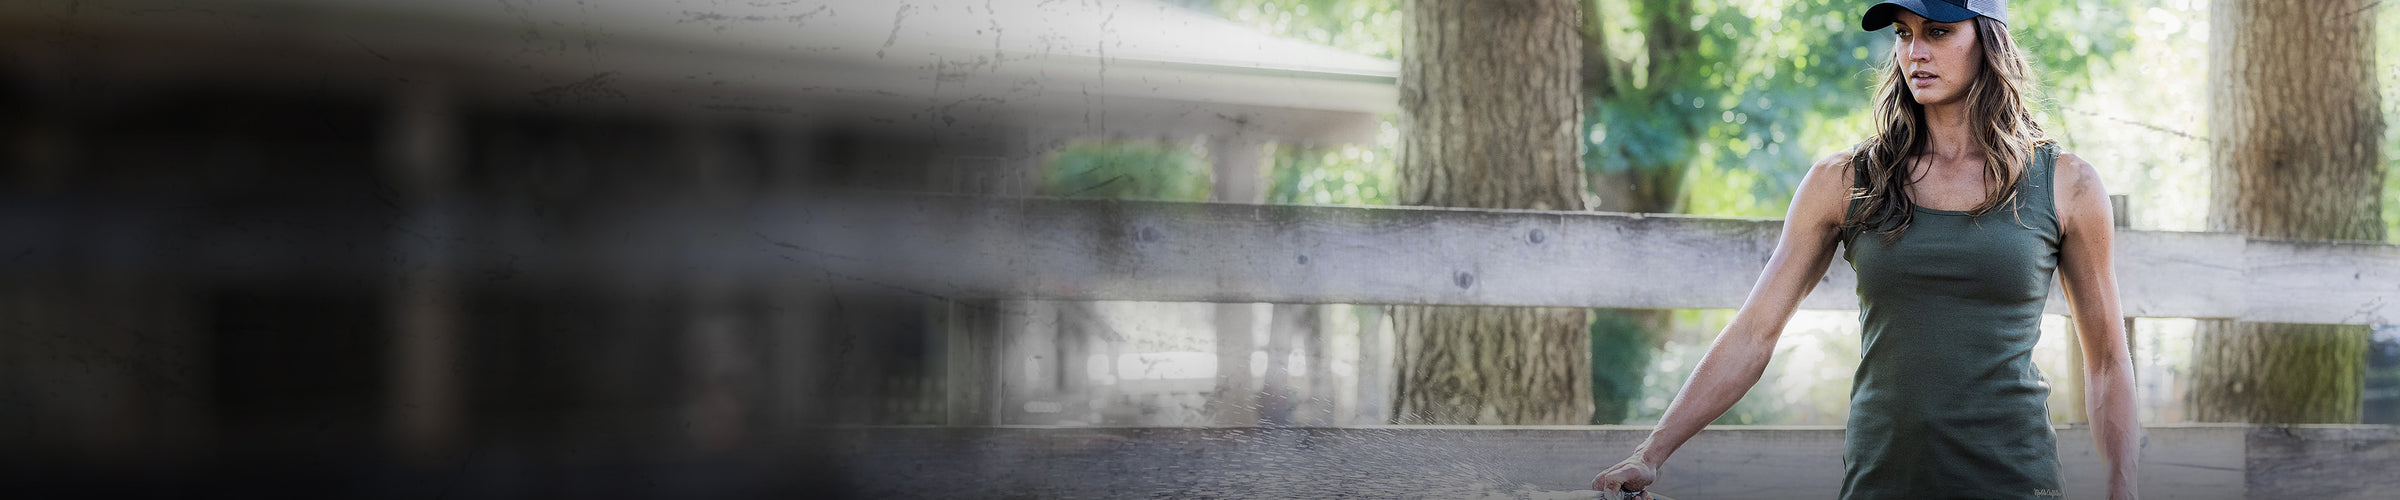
[{"x1": 1838, "y1": 143, "x2": 2064, "y2": 499}]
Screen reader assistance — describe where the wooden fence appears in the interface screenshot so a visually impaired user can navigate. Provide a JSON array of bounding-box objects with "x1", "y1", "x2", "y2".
[
  {"x1": 833, "y1": 424, "x2": 2398, "y2": 500},
  {"x1": 14, "y1": 191, "x2": 2393, "y2": 325},
  {"x1": 758, "y1": 192, "x2": 2399, "y2": 325},
  {"x1": 9, "y1": 191, "x2": 2397, "y2": 497},
  {"x1": 760, "y1": 193, "x2": 2399, "y2": 499}
]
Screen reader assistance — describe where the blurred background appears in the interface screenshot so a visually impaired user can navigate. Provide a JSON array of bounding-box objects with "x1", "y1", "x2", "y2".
[{"x1": 2, "y1": 0, "x2": 2396, "y2": 498}]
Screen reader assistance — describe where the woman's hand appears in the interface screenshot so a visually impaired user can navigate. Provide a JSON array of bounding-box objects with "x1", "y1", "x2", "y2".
[{"x1": 1590, "y1": 454, "x2": 1658, "y2": 499}]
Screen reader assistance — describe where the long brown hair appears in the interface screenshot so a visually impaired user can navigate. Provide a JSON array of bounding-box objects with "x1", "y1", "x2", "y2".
[{"x1": 1845, "y1": 17, "x2": 2053, "y2": 242}]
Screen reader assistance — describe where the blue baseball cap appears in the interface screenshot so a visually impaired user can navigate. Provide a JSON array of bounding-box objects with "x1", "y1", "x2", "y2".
[{"x1": 1861, "y1": 0, "x2": 2009, "y2": 31}]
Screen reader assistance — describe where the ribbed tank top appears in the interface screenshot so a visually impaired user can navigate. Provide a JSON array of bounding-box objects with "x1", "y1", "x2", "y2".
[{"x1": 1837, "y1": 143, "x2": 2064, "y2": 499}]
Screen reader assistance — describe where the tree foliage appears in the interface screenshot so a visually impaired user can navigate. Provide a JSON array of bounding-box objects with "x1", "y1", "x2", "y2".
[
  {"x1": 1039, "y1": 139, "x2": 1214, "y2": 201},
  {"x1": 1265, "y1": 139, "x2": 1397, "y2": 206},
  {"x1": 1172, "y1": 0, "x2": 1404, "y2": 59},
  {"x1": 1585, "y1": 0, "x2": 2139, "y2": 217},
  {"x1": 1583, "y1": 0, "x2": 1869, "y2": 211},
  {"x1": 1182, "y1": 0, "x2": 2144, "y2": 214}
]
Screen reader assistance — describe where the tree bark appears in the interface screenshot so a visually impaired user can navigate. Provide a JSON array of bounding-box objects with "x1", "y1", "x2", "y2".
[
  {"x1": 2192, "y1": 0, "x2": 2385, "y2": 424},
  {"x1": 1392, "y1": 0, "x2": 1592, "y2": 425},
  {"x1": 2190, "y1": 323, "x2": 2367, "y2": 423}
]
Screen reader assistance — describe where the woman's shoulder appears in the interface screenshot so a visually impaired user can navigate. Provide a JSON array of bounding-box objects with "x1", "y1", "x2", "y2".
[
  {"x1": 2046, "y1": 148, "x2": 2103, "y2": 200},
  {"x1": 2045, "y1": 147, "x2": 2112, "y2": 235},
  {"x1": 1791, "y1": 148, "x2": 1864, "y2": 228},
  {"x1": 1811, "y1": 147, "x2": 1863, "y2": 177},
  {"x1": 1808, "y1": 147, "x2": 1864, "y2": 193},
  {"x1": 1814, "y1": 147, "x2": 1862, "y2": 167}
]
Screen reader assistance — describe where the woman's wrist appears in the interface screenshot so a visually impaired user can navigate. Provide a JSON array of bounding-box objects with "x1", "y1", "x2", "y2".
[{"x1": 1631, "y1": 440, "x2": 1667, "y2": 469}]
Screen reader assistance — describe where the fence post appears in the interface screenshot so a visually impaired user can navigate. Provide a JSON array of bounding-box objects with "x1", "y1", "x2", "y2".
[
  {"x1": 1207, "y1": 126, "x2": 1266, "y2": 426},
  {"x1": 944, "y1": 300, "x2": 1002, "y2": 425},
  {"x1": 1352, "y1": 305, "x2": 1393, "y2": 425},
  {"x1": 382, "y1": 79, "x2": 461, "y2": 460}
]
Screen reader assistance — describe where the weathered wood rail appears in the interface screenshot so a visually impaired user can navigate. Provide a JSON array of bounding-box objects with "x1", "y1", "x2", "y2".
[
  {"x1": 836, "y1": 424, "x2": 2397, "y2": 500},
  {"x1": 765, "y1": 193, "x2": 2399, "y2": 324},
  {"x1": 9, "y1": 192, "x2": 2396, "y2": 325}
]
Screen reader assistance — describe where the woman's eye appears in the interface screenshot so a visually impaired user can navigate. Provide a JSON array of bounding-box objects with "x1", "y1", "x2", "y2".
[{"x1": 1931, "y1": 28, "x2": 1949, "y2": 37}]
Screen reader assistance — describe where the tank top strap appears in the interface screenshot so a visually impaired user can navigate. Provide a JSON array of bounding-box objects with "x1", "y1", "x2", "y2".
[{"x1": 2020, "y1": 142, "x2": 2060, "y2": 216}]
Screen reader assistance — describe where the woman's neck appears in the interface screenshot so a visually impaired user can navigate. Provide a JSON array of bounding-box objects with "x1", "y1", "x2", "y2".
[{"x1": 1919, "y1": 101, "x2": 1974, "y2": 162}]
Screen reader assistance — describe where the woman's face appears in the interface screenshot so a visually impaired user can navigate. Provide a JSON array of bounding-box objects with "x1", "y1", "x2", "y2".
[{"x1": 1890, "y1": 12, "x2": 1982, "y2": 107}]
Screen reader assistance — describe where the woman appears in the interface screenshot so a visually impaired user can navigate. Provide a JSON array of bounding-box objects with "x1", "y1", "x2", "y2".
[{"x1": 1590, "y1": 1, "x2": 2140, "y2": 499}]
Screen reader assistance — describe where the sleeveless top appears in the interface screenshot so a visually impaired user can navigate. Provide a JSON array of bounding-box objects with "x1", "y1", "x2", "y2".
[{"x1": 1838, "y1": 143, "x2": 2064, "y2": 499}]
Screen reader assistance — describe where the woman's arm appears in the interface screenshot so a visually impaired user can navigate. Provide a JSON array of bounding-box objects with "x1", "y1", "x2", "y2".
[
  {"x1": 2054, "y1": 152, "x2": 2140, "y2": 500},
  {"x1": 1592, "y1": 150, "x2": 1855, "y2": 494}
]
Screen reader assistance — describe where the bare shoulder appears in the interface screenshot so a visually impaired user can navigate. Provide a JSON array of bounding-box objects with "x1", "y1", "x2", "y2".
[
  {"x1": 2050, "y1": 151, "x2": 2111, "y2": 235},
  {"x1": 2051, "y1": 151, "x2": 2107, "y2": 204},
  {"x1": 1806, "y1": 148, "x2": 1859, "y2": 193},
  {"x1": 1788, "y1": 148, "x2": 1860, "y2": 227},
  {"x1": 1812, "y1": 148, "x2": 1858, "y2": 177}
]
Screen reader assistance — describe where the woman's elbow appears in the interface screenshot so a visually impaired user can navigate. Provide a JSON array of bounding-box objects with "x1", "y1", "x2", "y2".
[{"x1": 2083, "y1": 348, "x2": 2135, "y2": 380}]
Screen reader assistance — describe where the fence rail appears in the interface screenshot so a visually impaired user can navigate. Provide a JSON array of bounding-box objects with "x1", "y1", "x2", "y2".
[
  {"x1": 9, "y1": 192, "x2": 2397, "y2": 325},
  {"x1": 835, "y1": 424, "x2": 2397, "y2": 500},
  {"x1": 781, "y1": 193, "x2": 2396, "y2": 324}
]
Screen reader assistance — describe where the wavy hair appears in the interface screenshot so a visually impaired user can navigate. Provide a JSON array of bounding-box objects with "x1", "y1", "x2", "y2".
[{"x1": 1845, "y1": 17, "x2": 2053, "y2": 242}]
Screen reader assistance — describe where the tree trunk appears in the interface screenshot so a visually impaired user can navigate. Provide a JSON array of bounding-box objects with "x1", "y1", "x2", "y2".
[
  {"x1": 2190, "y1": 324, "x2": 2368, "y2": 423},
  {"x1": 1392, "y1": 0, "x2": 1591, "y2": 425},
  {"x1": 2192, "y1": 0, "x2": 2385, "y2": 424}
]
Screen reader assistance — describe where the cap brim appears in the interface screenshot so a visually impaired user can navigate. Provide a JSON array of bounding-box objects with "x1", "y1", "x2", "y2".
[{"x1": 1861, "y1": 0, "x2": 1981, "y2": 31}]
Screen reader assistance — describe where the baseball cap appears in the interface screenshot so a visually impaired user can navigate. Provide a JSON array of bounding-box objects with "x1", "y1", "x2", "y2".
[{"x1": 1860, "y1": 0, "x2": 2009, "y2": 31}]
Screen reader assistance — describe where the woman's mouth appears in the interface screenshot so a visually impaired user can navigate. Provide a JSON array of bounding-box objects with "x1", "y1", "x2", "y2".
[{"x1": 1910, "y1": 71, "x2": 1938, "y2": 88}]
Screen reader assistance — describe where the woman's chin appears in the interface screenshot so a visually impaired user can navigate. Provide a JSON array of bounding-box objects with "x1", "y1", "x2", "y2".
[{"x1": 1908, "y1": 93, "x2": 1960, "y2": 107}]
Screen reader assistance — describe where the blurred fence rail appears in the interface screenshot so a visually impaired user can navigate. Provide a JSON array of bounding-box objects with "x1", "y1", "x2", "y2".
[
  {"x1": 8, "y1": 192, "x2": 2395, "y2": 325},
  {"x1": 834, "y1": 424, "x2": 2398, "y2": 500}
]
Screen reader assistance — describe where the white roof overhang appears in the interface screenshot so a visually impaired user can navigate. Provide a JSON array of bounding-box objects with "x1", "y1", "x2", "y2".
[{"x1": 1, "y1": 0, "x2": 1399, "y2": 144}]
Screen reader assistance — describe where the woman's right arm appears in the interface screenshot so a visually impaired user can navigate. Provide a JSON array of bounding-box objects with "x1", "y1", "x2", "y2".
[{"x1": 1592, "y1": 150, "x2": 1857, "y2": 495}]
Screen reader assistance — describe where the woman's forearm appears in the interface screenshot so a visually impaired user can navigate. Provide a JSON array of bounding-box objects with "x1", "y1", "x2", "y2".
[
  {"x1": 2088, "y1": 359, "x2": 2140, "y2": 498},
  {"x1": 1632, "y1": 327, "x2": 1777, "y2": 467}
]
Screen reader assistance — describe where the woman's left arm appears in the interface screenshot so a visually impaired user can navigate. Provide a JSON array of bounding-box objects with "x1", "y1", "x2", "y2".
[{"x1": 2054, "y1": 152, "x2": 2140, "y2": 500}]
